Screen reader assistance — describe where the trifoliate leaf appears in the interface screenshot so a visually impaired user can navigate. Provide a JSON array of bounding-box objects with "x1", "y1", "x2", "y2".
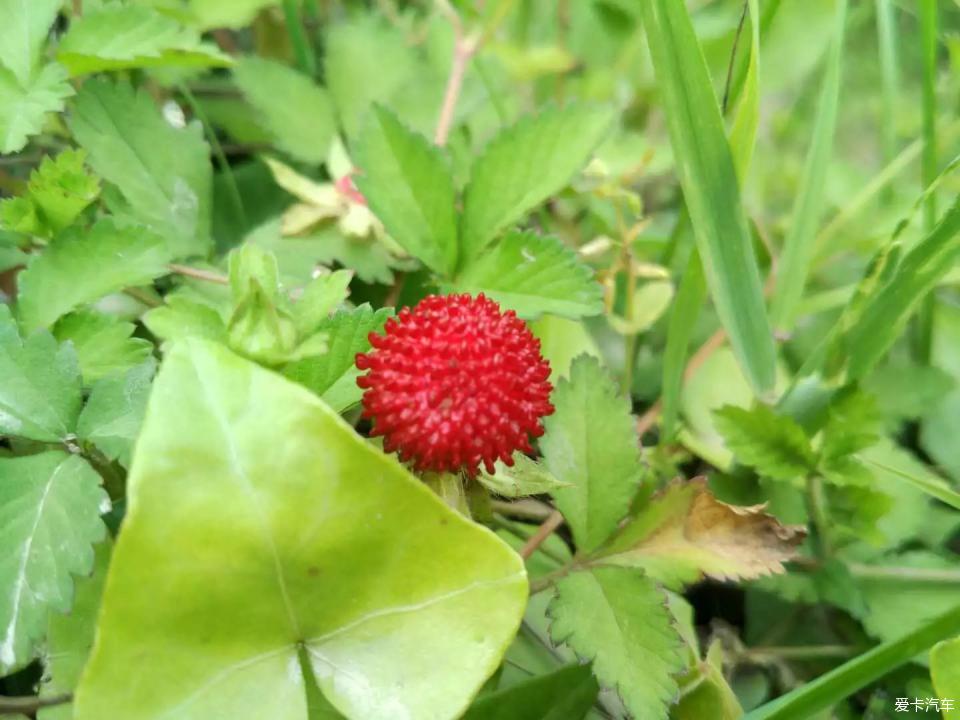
[
  {"x1": 455, "y1": 231, "x2": 603, "y2": 320},
  {"x1": 17, "y1": 218, "x2": 170, "y2": 332},
  {"x1": 461, "y1": 105, "x2": 613, "y2": 262},
  {"x1": 0, "y1": 305, "x2": 82, "y2": 442},
  {"x1": 77, "y1": 359, "x2": 156, "y2": 467},
  {"x1": 354, "y1": 105, "x2": 458, "y2": 276},
  {"x1": 283, "y1": 305, "x2": 391, "y2": 412},
  {"x1": 0, "y1": 452, "x2": 108, "y2": 674},
  {"x1": 713, "y1": 404, "x2": 816, "y2": 481},
  {"x1": 53, "y1": 311, "x2": 154, "y2": 385},
  {"x1": 142, "y1": 295, "x2": 228, "y2": 346},
  {"x1": 0, "y1": 150, "x2": 99, "y2": 237},
  {"x1": 478, "y1": 454, "x2": 569, "y2": 499},
  {"x1": 57, "y1": 5, "x2": 231, "y2": 76},
  {"x1": 0, "y1": 0, "x2": 61, "y2": 87},
  {"x1": 548, "y1": 567, "x2": 683, "y2": 720},
  {"x1": 461, "y1": 663, "x2": 599, "y2": 720},
  {"x1": 228, "y1": 278, "x2": 298, "y2": 365},
  {"x1": 73, "y1": 339, "x2": 527, "y2": 720},
  {"x1": 594, "y1": 479, "x2": 805, "y2": 589},
  {"x1": 0, "y1": 64, "x2": 73, "y2": 154},
  {"x1": 38, "y1": 540, "x2": 111, "y2": 720},
  {"x1": 819, "y1": 385, "x2": 882, "y2": 462},
  {"x1": 69, "y1": 79, "x2": 213, "y2": 258},
  {"x1": 234, "y1": 57, "x2": 335, "y2": 164},
  {"x1": 292, "y1": 270, "x2": 353, "y2": 337},
  {"x1": 540, "y1": 356, "x2": 643, "y2": 553}
]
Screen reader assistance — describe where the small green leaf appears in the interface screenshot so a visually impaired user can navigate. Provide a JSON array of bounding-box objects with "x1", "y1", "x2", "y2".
[
  {"x1": 53, "y1": 311, "x2": 154, "y2": 385},
  {"x1": 143, "y1": 296, "x2": 228, "y2": 346},
  {"x1": 455, "y1": 231, "x2": 603, "y2": 320},
  {"x1": 354, "y1": 105, "x2": 458, "y2": 276},
  {"x1": 234, "y1": 57, "x2": 335, "y2": 165},
  {"x1": 77, "y1": 359, "x2": 156, "y2": 467},
  {"x1": 461, "y1": 105, "x2": 613, "y2": 263},
  {"x1": 931, "y1": 637, "x2": 960, "y2": 719},
  {"x1": 478, "y1": 454, "x2": 569, "y2": 499},
  {"x1": 540, "y1": 356, "x2": 643, "y2": 554},
  {"x1": 58, "y1": 5, "x2": 232, "y2": 76},
  {"x1": 0, "y1": 64, "x2": 73, "y2": 154},
  {"x1": 74, "y1": 339, "x2": 527, "y2": 720},
  {"x1": 69, "y1": 79, "x2": 213, "y2": 258},
  {"x1": 0, "y1": 0, "x2": 61, "y2": 87},
  {"x1": 548, "y1": 567, "x2": 683, "y2": 720},
  {"x1": 0, "y1": 306, "x2": 82, "y2": 442},
  {"x1": 595, "y1": 480, "x2": 805, "y2": 589},
  {"x1": 0, "y1": 451, "x2": 108, "y2": 674},
  {"x1": 293, "y1": 270, "x2": 353, "y2": 337},
  {"x1": 17, "y1": 218, "x2": 170, "y2": 332},
  {"x1": 38, "y1": 540, "x2": 111, "y2": 720},
  {"x1": 461, "y1": 663, "x2": 599, "y2": 720},
  {"x1": 283, "y1": 305, "x2": 391, "y2": 412},
  {"x1": 714, "y1": 404, "x2": 816, "y2": 481}
]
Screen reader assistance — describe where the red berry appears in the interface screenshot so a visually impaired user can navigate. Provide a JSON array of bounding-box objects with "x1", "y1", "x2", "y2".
[{"x1": 356, "y1": 293, "x2": 554, "y2": 477}]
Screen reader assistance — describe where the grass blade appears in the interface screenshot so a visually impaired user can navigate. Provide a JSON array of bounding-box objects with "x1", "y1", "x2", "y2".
[
  {"x1": 641, "y1": 0, "x2": 776, "y2": 395},
  {"x1": 744, "y1": 604, "x2": 960, "y2": 720},
  {"x1": 729, "y1": 0, "x2": 761, "y2": 179},
  {"x1": 874, "y1": 0, "x2": 900, "y2": 170},
  {"x1": 862, "y1": 457, "x2": 960, "y2": 511},
  {"x1": 769, "y1": 0, "x2": 848, "y2": 331}
]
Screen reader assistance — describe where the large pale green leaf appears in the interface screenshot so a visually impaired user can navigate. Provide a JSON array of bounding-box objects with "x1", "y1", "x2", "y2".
[
  {"x1": 931, "y1": 637, "x2": 960, "y2": 719},
  {"x1": 548, "y1": 567, "x2": 683, "y2": 720},
  {"x1": 53, "y1": 311, "x2": 154, "y2": 385},
  {"x1": 540, "y1": 356, "x2": 643, "y2": 554},
  {"x1": 461, "y1": 664, "x2": 599, "y2": 720},
  {"x1": 713, "y1": 404, "x2": 816, "y2": 481},
  {"x1": 461, "y1": 105, "x2": 613, "y2": 263},
  {"x1": 77, "y1": 360, "x2": 156, "y2": 468},
  {"x1": 283, "y1": 305, "x2": 391, "y2": 412},
  {"x1": 0, "y1": 306, "x2": 82, "y2": 442},
  {"x1": 0, "y1": 64, "x2": 73, "y2": 154},
  {"x1": 69, "y1": 79, "x2": 213, "y2": 258},
  {"x1": 354, "y1": 105, "x2": 458, "y2": 276},
  {"x1": 0, "y1": 452, "x2": 108, "y2": 674},
  {"x1": 17, "y1": 218, "x2": 170, "y2": 332},
  {"x1": 74, "y1": 339, "x2": 527, "y2": 720},
  {"x1": 234, "y1": 58, "x2": 335, "y2": 165},
  {"x1": 594, "y1": 480, "x2": 804, "y2": 589},
  {"x1": 39, "y1": 540, "x2": 111, "y2": 720},
  {"x1": 455, "y1": 231, "x2": 603, "y2": 320},
  {"x1": 0, "y1": 0, "x2": 61, "y2": 86},
  {"x1": 640, "y1": 0, "x2": 776, "y2": 394},
  {"x1": 58, "y1": 5, "x2": 231, "y2": 76}
]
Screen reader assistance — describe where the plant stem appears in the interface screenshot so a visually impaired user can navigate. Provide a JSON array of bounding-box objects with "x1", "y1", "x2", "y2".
[
  {"x1": 281, "y1": 0, "x2": 316, "y2": 76},
  {"x1": 848, "y1": 564, "x2": 960, "y2": 583},
  {"x1": 0, "y1": 693, "x2": 72, "y2": 714},
  {"x1": 167, "y1": 263, "x2": 230, "y2": 285},
  {"x1": 805, "y1": 475, "x2": 832, "y2": 559},
  {"x1": 433, "y1": 3, "x2": 476, "y2": 147},
  {"x1": 745, "y1": 645, "x2": 860, "y2": 662},
  {"x1": 721, "y1": 0, "x2": 749, "y2": 114},
  {"x1": 490, "y1": 498, "x2": 555, "y2": 521},
  {"x1": 519, "y1": 509, "x2": 563, "y2": 559},
  {"x1": 528, "y1": 563, "x2": 575, "y2": 594}
]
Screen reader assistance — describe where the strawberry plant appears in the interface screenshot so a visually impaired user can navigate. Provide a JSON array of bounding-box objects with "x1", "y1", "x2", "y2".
[{"x1": 1, "y1": 1, "x2": 960, "y2": 719}]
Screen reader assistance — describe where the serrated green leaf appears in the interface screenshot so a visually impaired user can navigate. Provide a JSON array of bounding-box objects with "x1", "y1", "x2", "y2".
[
  {"x1": 931, "y1": 637, "x2": 960, "y2": 719},
  {"x1": 54, "y1": 311, "x2": 154, "y2": 384},
  {"x1": 478, "y1": 454, "x2": 569, "y2": 499},
  {"x1": 0, "y1": 305, "x2": 81, "y2": 442},
  {"x1": 461, "y1": 105, "x2": 613, "y2": 263},
  {"x1": 0, "y1": 0, "x2": 61, "y2": 87},
  {"x1": 74, "y1": 339, "x2": 527, "y2": 720},
  {"x1": 461, "y1": 663, "x2": 599, "y2": 720},
  {"x1": 540, "y1": 356, "x2": 643, "y2": 553},
  {"x1": 0, "y1": 63, "x2": 73, "y2": 154},
  {"x1": 77, "y1": 359, "x2": 156, "y2": 467},
  {"x1": 594, "y1": 480, "x2": 804, "y2": 589},
  {"x1": 38, "y1": 540, "x2": 111, "y2": 720},
  {"x1": 17, "y1": 218, "x2": 170, "y2": 332},
  {"x1": 143, "y1": 295, "x2": 228, "y2": 345},
  {"x1": 234, "y1": 57, "x2": 335, "y2": 165},
  {"x1": 0, "y1": 149, "x2": 99, "y2": 236},
  {"x1": 818, "y1": 386, "x2": 882, "y2": 482},
  {"x1": 548, "y1": 567, "x2": 683, "y2": 720},
  {"x1": 714, "y1": 404, "x2": 816, "y2": 481},
  {"x1": 293, "y1": 270, "x2": 352, "y2": 337},
  {"x1": 0, "y1": 451, "x2": 108, "y2": 674},
  {"x1": 69, "y1": 79, "x2": 213, "y2": 258},
  {"x1": 354, "y1": 105, "x2": 458, "y2": 276},
  {"x1": 58, "y1": 5, "x2": 231, "y2": 76},
  {"x1": 455, "y1": 231, "x2": 603, "y2": 320},
  {"x1": 640, "y1": 0, "x2": 776, "y2": 394},
  {"x1": 283, "y1": 305, "x2": 391, "y2": 412}
]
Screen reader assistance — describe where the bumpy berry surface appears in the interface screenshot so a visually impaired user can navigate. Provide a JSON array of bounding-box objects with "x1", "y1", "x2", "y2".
[{"x1": 356, "y1": 293, "x2": 554, "y2": 476}]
